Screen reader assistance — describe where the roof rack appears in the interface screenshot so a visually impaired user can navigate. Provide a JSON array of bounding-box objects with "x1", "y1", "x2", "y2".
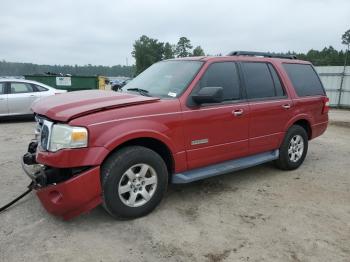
[{"x1": 228, "y1": 51, "x2": 297, "y2": 60}]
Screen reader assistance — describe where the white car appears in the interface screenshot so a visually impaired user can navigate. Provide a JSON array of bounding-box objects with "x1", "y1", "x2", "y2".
[{"x1": 0, "y1": 79, "x2": 67, "y2": 116}]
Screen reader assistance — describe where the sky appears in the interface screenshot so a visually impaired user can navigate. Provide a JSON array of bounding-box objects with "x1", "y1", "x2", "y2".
[{"x1": 0, "y1": 0, "x2": 349, "y2": 66}]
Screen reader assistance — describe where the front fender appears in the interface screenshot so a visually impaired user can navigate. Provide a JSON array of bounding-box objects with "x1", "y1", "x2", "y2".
[
  {"x1": 90, "y1": 119, "x2": 182, "y2": 154},
  {"x1": 105, "y1": 129, "x2": 177, "y2": 153}
]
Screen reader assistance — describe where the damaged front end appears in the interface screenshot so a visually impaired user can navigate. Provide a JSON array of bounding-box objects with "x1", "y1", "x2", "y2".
[
  {"x1": 21, "y1": 117, "x2": 102, "y2": 220},
  {"x1": 22, "y1": 141, "x2": 91, "y2": 188}
]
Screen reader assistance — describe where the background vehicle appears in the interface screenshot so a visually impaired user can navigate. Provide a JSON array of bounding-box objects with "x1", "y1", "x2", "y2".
[
  {"x1": 111, "y1": 78, "x2": 132, "y2": 91},
  {"x1": 0, "y1": 79, "x2": 66, "y2": 116},
  {"x1": 22, "y1": 52, "x2": 329, "y2": 220},
  {"x1": 110, "y1": 79, "x2": 122, "y2": 91}
]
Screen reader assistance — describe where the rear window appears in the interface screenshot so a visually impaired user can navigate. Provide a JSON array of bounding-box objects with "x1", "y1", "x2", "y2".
[{"x1": 283, "y1": 63, "x2": 325, "y2": 97}]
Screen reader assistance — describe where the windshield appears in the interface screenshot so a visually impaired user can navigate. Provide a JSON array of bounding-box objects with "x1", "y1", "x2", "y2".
[{"x1": 124, "y1": 60, "x2": 203, "y2": 98}]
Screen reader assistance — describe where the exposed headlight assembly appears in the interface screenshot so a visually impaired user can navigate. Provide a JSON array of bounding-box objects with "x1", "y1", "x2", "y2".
[{"x1": 49, "y1": 124, "x2": 88, "y2": 152}]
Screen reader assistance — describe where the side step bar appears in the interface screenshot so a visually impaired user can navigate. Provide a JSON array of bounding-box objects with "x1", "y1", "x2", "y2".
[{"x1": 172, "y1": 150, "x2": 279, "y2": 184}]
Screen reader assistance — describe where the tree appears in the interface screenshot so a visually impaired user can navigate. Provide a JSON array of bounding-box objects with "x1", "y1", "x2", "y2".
[
  {"x1": 132, "y1": 35, "x2": 164, "y2": 75},
  {"x1": 175, "y1": 37, "x2": 193, "y2": 57},
  {"x1": 192, "y1": 46, "x2": 205, "y2": 56},
  {"x1": 341, "y1": 29, "x2": 350, "y2": 68},
  {"x1": 163, "y1": 42, "x2": 175, "y2": 59},
  {"x1": 342, "y1": 29, "x2": 350, "y2": 48}
]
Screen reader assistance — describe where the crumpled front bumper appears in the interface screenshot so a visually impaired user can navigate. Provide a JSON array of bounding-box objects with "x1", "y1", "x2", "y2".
[
  {"x1": 22, "y1": 143, "x2": 102, "y2": 220},
  {"x1": 35, "y1": 166, "x2": 102, "y2": 220}
]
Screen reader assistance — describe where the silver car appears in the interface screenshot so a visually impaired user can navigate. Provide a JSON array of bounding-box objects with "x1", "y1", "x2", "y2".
[{"x1": 0, "y1": 79, "x2": 67, "y2": 116}]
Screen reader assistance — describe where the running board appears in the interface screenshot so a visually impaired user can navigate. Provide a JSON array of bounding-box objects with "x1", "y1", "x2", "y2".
[{"x1": 172, "y1": 150, "x2": 279, "y2": 184}]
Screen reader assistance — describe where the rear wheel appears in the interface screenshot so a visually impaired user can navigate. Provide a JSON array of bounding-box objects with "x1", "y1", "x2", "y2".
[
  {"x1": 101, "y1": 146, "x2": 168, "y2": 219},
  {"x1": 275, "y1": 125, "x2": 308, "y2": 170}
]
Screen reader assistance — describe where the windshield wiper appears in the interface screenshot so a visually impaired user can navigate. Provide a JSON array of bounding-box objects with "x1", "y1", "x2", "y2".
[{"x1": 126, "y1": 88, "x2": 151, "y2": 97}]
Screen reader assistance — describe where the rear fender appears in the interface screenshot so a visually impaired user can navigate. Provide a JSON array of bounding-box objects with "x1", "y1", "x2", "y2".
[{"x1": 283, "y1": 114, "x2": 313, "y2": 132}]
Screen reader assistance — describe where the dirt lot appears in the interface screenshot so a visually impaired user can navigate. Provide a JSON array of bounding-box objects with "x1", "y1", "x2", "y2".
[{"x1": 0, "y1": 119, "x2": 349, "y2": 262}]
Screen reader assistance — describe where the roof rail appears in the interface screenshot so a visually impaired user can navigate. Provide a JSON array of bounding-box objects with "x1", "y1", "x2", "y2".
[{"x1": 228, "y1": 51, "x2": 297, "y2": 60}]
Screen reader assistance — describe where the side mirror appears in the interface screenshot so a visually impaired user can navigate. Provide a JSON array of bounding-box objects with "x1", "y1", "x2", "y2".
[{"x1": 192, "y1": 86, "x2": 223, "y2": 104}]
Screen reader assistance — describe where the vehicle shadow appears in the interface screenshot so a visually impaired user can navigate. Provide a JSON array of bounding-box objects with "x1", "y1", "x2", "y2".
[
  {"x1": 70, "y1": 162, "x2": 283, "y2": 224},
  {"x1": 167, "y1": 162, "x2": 280, "y2": 198}
]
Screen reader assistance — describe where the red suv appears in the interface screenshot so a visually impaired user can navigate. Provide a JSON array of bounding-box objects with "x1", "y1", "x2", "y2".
[{"x1": 22, "y1": 51, "x2": 329, "y2": 220}]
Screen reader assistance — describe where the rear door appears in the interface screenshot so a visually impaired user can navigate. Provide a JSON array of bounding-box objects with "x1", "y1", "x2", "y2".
[
  {"x1": 0, "y1": 82, "x2": 8, "y2": 115},
  {"x1": 8, "y1": 82, "x2": 39, "y2": 115},
  {"x1": 240, "y1": 62, "x2": 293, "y2": 155},
  {"x1": 182, "y1": 62, "x2": 250, "y2": 169}
]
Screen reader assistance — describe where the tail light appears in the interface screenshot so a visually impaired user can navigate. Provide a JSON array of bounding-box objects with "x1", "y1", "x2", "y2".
[{"x1": 322, "y1": 97, "x2": 329, "y2": 114}]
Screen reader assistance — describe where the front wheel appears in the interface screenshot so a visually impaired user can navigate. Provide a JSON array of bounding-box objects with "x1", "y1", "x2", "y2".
[
  {"x1": 275, "y1": 125, "x2": 308, "y2": 170},
  {"x1": 101, "y1": 146, "x2": 168, "y2": 219}
]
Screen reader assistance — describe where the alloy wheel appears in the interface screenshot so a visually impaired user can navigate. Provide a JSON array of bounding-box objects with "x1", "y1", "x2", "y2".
[
  {"x1": 288, "y1": 135, "x2": 304, "y2": 162},
  {"x1": 118, "y1": 163, "x2": 158, "y2": 207}
]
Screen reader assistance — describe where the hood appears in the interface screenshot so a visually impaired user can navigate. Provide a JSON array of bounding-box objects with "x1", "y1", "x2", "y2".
[{"x1": 32, "y1": 90, "x2": 160, "y2": 122}]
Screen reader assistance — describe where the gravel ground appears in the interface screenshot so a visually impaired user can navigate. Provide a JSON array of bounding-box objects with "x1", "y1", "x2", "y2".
[{"x1": 0, "y1": 119, "x2": 349, "y2": 262}]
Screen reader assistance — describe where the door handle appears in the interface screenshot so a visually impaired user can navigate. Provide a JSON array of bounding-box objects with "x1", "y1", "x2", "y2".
[
  {"x1": 30, "y1": 95, "x2": 35, "y2": 97},
  {"x1": 232, "y1": 109, "x2": 244, "y2": 116},
  {"x1": 282, "y1": 104, "x2": 291, "y2": 109}
]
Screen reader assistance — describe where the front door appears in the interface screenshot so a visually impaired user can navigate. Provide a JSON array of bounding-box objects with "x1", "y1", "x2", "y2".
[{"x1": 182, "y1": 62, "x2": 250, "y2": 169}]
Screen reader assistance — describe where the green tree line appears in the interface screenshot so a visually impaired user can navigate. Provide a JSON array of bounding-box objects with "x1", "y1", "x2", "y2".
[
  {"x1": 132, "y1": 31, "x2": 350, "y2": 75},
  {"x1": 291, "y1": 46, "x2": 348, "y2": 66},
  {"x1": 0, "y1": 61, "x2": 135, "y2": 77}
]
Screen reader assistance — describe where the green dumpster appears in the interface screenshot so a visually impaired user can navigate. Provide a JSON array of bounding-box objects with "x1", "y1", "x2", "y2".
[{"x1": 24, "y1": 75, "x2": 102, "y2": 92}]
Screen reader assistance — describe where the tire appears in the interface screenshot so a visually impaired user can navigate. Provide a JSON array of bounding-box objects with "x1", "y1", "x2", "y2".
[
  {"x1": 275, "y1": 125, "x2": 308, "y2": 170},
  {"x1": 101, "y1": 146, "x2": 168, "y2": 219}
]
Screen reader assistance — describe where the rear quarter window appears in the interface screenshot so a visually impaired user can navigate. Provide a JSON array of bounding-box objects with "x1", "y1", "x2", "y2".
[
  {"x1": 283, "y1": 63, "x2": 325, "y2": 97},
  {"x1": 34, "y1": 84, "x2": 49, "y2": 92}
]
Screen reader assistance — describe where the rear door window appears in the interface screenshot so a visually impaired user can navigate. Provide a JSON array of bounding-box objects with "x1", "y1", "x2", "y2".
[
  {"x1": 10, "y1": 83, "x2": 34, "y2": 94},
  {"x1": 268, "y1": 64, "x2": 285, "y2": 97},
  {"x1": 282, "y1": 63, "x2": 325, "y2": 96},
  {"x1": 242, "y1": 62, "x2": 276, "y2": 99},
  {"x1": 200, "y1": 62, "x2": 240, "y2": 101}
]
